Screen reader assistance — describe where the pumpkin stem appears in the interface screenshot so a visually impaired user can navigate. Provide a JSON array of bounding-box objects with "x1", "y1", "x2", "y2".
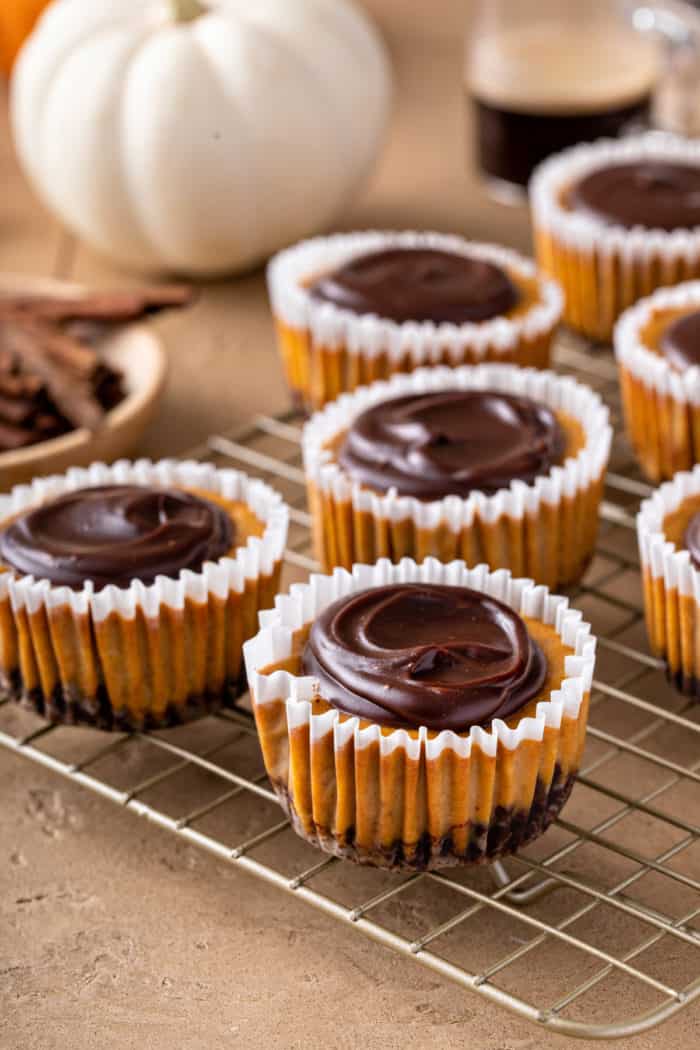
[{"x1": 171, "y1": 0, "x2": 206, "y2": 22}]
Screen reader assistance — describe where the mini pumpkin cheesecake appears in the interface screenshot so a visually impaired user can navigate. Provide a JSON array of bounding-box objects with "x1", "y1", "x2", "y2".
[
  {"x1": 638, "y1": 464, "x2": 700, "y2": 696},
  {"x1": 616, "y1": 282, "x2": 700, "y2": 482},
  {"x1": 302, "y1": 364, "x2": 611, "y2": 588},
  {"x1": 244, "y1": 558, "x2": 595, "y2": 870},
  {"x1": 531, "y1": 134, "x2": 700, "y2": 341},
  {"x1": 0, "y1": 461, "x2": 288, "y2": 729},
  {"x1": 267, "y1": 231, "x2": 563, "y2": 411}
]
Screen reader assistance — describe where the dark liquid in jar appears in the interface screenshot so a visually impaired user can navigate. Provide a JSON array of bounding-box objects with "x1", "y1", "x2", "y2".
[{"x1": 471, "y1": 93, "x2": 652, "y2": 189}]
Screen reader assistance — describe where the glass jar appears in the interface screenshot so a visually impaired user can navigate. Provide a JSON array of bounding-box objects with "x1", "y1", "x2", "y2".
[{"x1": 466, "y1": 0, "x2": 700, "y2": 201}]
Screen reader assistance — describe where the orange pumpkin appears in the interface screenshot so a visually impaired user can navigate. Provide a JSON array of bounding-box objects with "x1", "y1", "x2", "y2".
[{"x1": 0, "y1": 0, "x2": 50, "y2": 77}]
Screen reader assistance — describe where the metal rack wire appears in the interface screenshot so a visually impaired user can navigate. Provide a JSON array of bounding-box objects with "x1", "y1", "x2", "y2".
[{"x1": 1, "y1": 331, "x2": 699, "y2": 1040}]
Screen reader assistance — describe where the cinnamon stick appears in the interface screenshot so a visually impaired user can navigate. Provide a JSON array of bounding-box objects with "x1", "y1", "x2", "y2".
[
  {"x1": 0, "y1": 371, "x2": 43, "y2": 398},
  {"x1": 0, "y1": 393, "x2": 36, "y2": 425},
  {"x1": 0, "y1": 279, "x2": 191, "y2": 453},
  {"x1": 0, "y1": 420, "x2": 36, "y2": 450},
  {"x1": 0, "y1": 284, "x2": 194, "y2": 325},
  {"x1": 13, "y1": 316, "x2": 99, "y2": 378},
  {"x1": 0, "y1": 320, "x2": 103, "y2": 430}
]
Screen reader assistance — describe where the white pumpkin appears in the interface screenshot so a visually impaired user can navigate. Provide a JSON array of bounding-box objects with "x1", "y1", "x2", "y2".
[{"x1": 11, "y1": 0, "x2": 392, "y2": 276}]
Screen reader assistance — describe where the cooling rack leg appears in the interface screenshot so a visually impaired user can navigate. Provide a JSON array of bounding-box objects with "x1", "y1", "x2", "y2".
[{"x1": 490, "y1": 859, "x2": 563, "y2": 906}]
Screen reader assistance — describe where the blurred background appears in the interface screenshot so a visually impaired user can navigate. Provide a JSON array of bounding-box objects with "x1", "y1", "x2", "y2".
[
  {"x1": 2, "y1": 0, "x2": 515, "y2": 461},
  {"x1": 2, "y1": 0, "x2": 700, "y2": 463}
]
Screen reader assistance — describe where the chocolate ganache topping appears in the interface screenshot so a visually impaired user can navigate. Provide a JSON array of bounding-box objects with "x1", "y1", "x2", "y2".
[
  {"x1": 302, "y1": 584, "x2": 547, "y2": 732},
  {"x1": 338, "y1": 389, "x2": 565, "y2": 499},
  {"x1": 660, "y1": 309, "x2": 700, "y2": 371},
  {"x1": 307, "y1": 247, "x2": 520, "y2": 324},
  {"x1": 0, "y1": 485, "x2": 234, "y2": 590},
  {"x1": 569, "y1": 162, "x2": 700, "y2": 231}
]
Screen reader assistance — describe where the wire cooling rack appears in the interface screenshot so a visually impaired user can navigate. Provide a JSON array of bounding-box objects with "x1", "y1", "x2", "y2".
[{"x1": 1, "y1": 332, "x2": 700, "y2": 1041}]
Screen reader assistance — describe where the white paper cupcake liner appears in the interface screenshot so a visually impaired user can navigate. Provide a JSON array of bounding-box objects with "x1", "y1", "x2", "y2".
[
  {"x1": 615, "y1": 282, "x2": 700, "y2": 480},
  {"x1": 0, "y1": 459, "x2": 289, "y2": 729},
  {"x1": 302, "y1": 364, "x2": 612, "y2": 587},
  {"x1": 244, "y1": 556, "x2": 596, "y2": 869},
  {"x1": 267, "y1": 230, "x2": 563, "y2": 409},
  {"x1": 530, "y1": 133, "x2": 700, "y2": 340},
  {"x1": 638, "y1": 464, "x2": 700, "y2": 693}
]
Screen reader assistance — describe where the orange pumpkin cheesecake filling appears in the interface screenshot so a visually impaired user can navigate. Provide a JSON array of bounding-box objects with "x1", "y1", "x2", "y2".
[
  {"x1": 268, "y1": 232, "x2": 563, "y2": 412},
  {"x1": 615, "y1": 282, "x2": 700, "y2": 482},
  {"x1": 0, "y1": 462, "x2": 288, "y2": 730},
  {"x1": 245, "y1": 561, "x2": 595, "y2": 871},
  {"x1": 532, "y1": 135, "x2": 700, "y2": 342},
  {"x1": 303, "y1": 365, "x2": 610, "y2": 589}
]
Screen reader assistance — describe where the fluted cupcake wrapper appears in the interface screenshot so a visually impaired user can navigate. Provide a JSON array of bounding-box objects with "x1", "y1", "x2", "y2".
[
  {"x1": 638, "y1": 465, "x2": 700, "y2": 696},
  {"x1": 267, "y1": 231, "x2": 563, "y2": 411},
  {"x1": 0, "y1": 460, "x2": 289, "y2": 730},
  {"x1": 615, "y1": 283, "x2": 700, "y2": 482},
  {"x1": 244, "y1": 557, "x2": 595, "y2": 870},
  {"x1": 531, "y1": 133, "x2": 700, "y2": 342},
  {"x1": 302, "y1": 364, "x2": 611, "y2": 589}
]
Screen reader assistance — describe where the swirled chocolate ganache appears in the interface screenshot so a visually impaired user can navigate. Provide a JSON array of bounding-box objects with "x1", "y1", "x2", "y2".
[
  {"x1": 568, "y1": 162, "x2": 700, "y2": 231},
  {"x1": 302, "y1": 583, "x2": 546, "y2": 732},
  {"x1": 0, "y1": 485, "x2": 234, "y2": 590},
  {"x1": 307, "y1": 247, "x2": 520, "y2": 324},
  {"x1": 660, "y1": 309, "x2": 700, "y2": 371},
  {"x1": 337, "y1": 389, "x2": 565, "y2": 499}
]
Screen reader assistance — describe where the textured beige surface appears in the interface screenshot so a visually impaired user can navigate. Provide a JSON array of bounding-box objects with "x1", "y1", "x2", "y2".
[{"x1": 1, "y1": 4, "x2": 699, "y2": 1048}]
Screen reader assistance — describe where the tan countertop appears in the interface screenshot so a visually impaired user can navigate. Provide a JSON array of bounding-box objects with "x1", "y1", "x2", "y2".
[{"x1": 1, "y1": 5, "x2": 698, "y2": 1049}]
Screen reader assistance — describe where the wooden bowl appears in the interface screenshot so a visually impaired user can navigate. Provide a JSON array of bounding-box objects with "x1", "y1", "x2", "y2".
[{"x1": 0, "y1": 274, "x2": 168, "y2": 491}]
